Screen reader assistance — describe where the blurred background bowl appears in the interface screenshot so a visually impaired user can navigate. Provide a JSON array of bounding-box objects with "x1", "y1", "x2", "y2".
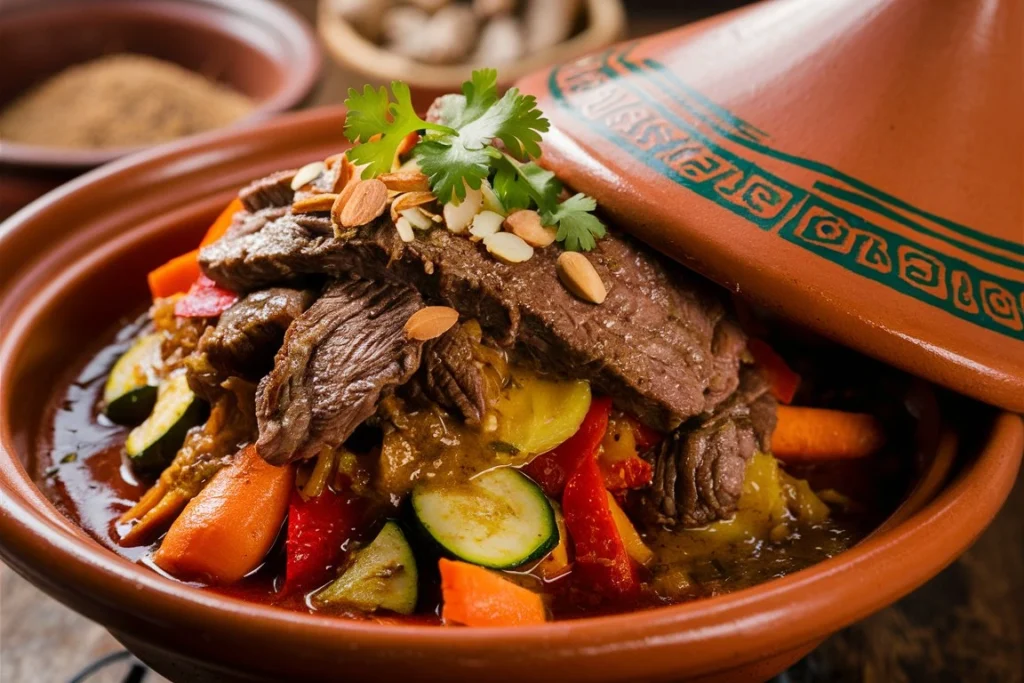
[
  {"x1": 0, "y1": 0, "x2": 322, "y2": 218},
  {"x1": 318, "y1": 0, "x2": 625, "y2": 110}
]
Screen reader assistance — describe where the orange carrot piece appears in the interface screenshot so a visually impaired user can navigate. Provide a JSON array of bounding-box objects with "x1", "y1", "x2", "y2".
[
  {"x1": 440, "y1": 559, "x2": 547, "y2": 627},
  {"x1": 147, "y1": 249, "x2": 200, "y2": 299},
  {"x1": 773, "y1": 406, "x2": 886, "y2": 461},
  {"x1": 153, "y1": 446, "x2": 294, "y2": 584},
  {"x1": 200, "y1": 198, "x2": 243, "y2": 247}
]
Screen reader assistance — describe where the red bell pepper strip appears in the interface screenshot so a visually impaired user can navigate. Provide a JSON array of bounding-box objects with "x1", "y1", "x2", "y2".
[
  {"x1": 285, "y1": 486, "x2": 363, "y2": 592},
  {"x1": 174, "y1": 274, "x2": 239, "y2": 318},
  {"x1": 601, "y1": 456, "x2": 653, "y2": 492},
  {"x1": 627, "y1": 415, "x2": 664, "y2": 453},
  {"x1": 522, "y1": 396, "x2": 613, "y2": 498},
  {"x1": 562, "y1": 455, "x2": 640, "y2": 599},
  {"x1": 747, "y1": 338, "x2": 801, "y2": 404}
]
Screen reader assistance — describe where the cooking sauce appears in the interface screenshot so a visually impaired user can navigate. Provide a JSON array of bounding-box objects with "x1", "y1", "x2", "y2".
[{"x1": 34, "y1": 316, "x2": 913, "y2": 621}]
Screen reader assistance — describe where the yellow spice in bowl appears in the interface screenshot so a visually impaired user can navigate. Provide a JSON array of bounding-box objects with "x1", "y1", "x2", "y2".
[{"x1": 0, "y1": 54, "x2": 255, "y2": 149}]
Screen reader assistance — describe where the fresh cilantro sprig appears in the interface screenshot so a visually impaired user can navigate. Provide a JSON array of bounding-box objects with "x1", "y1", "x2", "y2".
[{"x1": 342, "y1": 69, "x2": 607, "y2": 251}]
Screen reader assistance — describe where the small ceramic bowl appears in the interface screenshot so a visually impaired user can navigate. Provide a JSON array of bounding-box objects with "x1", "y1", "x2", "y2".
[
  {"x1": 0, "y1": 108, "x2": 1021, "y2": 683},
  {"x1": 0, "y1": 0, "x2": 321, "y2": 217},
  {"x1": 317, "y1": 0, "x2": 626, "y2": 109}
]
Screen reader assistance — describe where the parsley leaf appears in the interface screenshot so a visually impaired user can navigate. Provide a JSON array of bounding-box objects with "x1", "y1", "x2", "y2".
[
  {"x1": 343, "y1": 82, "x2": 451, "y2": 178},
  {"x1": 415, "y1": 70, "x2": 550, "y2": 202},
  {"x1": 492, "y1": 155, "x2": 561, "y2": 213},
  {"x1": 544, "y1": 194, "x2": 607, "y2": 252}
]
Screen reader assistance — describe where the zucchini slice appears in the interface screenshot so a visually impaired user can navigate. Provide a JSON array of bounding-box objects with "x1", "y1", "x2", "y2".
[
  {"x1": 125, "y1": 373, "x2": 205, "y2": 472},
  {"x1": 411, "y1": 467, "x2": 558, "y2": 569},
  {"x1": 103, "y1": 333, "x2": 162, "y2": 423},
  {"x1": 313, "y1": 521, "x2": 418, "y2": 615}
]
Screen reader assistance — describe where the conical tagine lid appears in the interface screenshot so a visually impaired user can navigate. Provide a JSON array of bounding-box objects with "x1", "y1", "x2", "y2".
[{"x1": 517, "y1": 0, "x2": 1024, "y2": 412}]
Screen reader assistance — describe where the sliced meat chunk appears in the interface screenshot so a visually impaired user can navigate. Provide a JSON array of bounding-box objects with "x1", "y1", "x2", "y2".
[
  {"x1": 641, "y1": 368, "x2": 777, "y2": 527},
  {"x1": 201, "y1": 287, "x2": 316, "y2": 380},
  {"x1": 239, "y1": 169, "x2": 296, "y2": 212},
  {"x1": 417, "y1": 322, "x2": 489, "y2": 424},
  {"x1": 200, "y1": 212, "x2": 740, "y2": 431},
  {"x1": 256, "y1": 278, "x2": 424, "y2": 465}
]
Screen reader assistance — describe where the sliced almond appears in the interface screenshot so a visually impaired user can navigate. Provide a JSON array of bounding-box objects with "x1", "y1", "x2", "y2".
[
  {"x1": 291, "y1": 161, "x2": 325, "y2": 191},
  {"x1": 504, "y1": 210, "x2": 556, "y2": 247},
  {"x1": 332, "y1": 155, "x2": 355, "y2": 192},
  {"x1": 557, "y1": 252, "x2": 607, "y2": 304},
  {"x1": 404, "y1": 306, "x2": 459, "y2": 341},
  {"x1": 331, "y1": 181, "x2": 359, "y2": 226},
  {"x1": 379, "y1": 171, "x2": 431, "y2": 193},
  {"x1": 339, "y1": 179, "x2": 389, "y2": 228},
  {"x1": 395, "y1": 216, "x2": 415, "y2": 243},
  {"x1": 292, "y1": 193, "x2": 339, "y2": 214},
  {"x1": 484, "y1": 232, "x2": 534, "y2": 264},
  {"x1": 400, "y1": 208, "x2": 434, "y2": 231},
  {"x1": 324, "y1": 153, "x2": 345, "y2": 168},
  {"x1": 443, "y1": 187, "x2": 483, "y2": 234},
  {"x1": 469, "y1": 210, "x2": 504, "y2": 240},
  {"x1": 390, "y1": 191, "x2": 437, "y2": 222}
]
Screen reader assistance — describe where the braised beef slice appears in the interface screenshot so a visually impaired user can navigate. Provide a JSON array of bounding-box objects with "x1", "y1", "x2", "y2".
[
  {"x1": 200, "y1": 211, "x2": 740, "y2": 431},
  {"x1": 415, "y1": 322, "x2": 488, "y2": 424},
  {"x1": 641, "y1": 369, "x2": 777, "y2": 527},
  {"x1": 256, "y1": 278, "x2": 424, "y2": 465},
  {"x1": 202, "y1": 287, "x2": 316, "y2": 380},
  {"x1": 239, "y1": 170, "x2": 297, "y2": 212}
]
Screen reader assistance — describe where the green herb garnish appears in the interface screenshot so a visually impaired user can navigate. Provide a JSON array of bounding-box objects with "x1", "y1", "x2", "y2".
[{"x1": 342, "y1": 69, "x2": 606, "y2": 251}]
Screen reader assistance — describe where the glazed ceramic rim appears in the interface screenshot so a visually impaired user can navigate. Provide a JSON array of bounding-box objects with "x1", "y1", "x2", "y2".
[
  {"x1": 0, "y1": 107, "x2": 1020, "y2": 680},
  {"x1": 0, "y1": 0, "x2": 321, "y2": 170}
]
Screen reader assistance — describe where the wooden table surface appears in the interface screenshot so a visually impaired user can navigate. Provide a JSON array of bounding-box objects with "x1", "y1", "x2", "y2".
[{"x1": 1, "y1": 2, "x2": 1021, "y2": 681}]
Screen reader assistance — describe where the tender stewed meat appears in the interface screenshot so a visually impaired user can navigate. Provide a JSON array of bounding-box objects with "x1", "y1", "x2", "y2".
[
  {"x1": 641, "y1": 369, "x2": 777, "y2": 527},
  {"x1": 200, "y1": 210, "x2": 742, "y2": 431},
  {"x1": 202, "y1": 287, "x2": 316, "y2": 380},
  {"x1": 255, "y1": 278, "x2": 424, "y2": 465},
  {"x1": 238, "y1": 170, "x2": 296, "y2": 212},
  {"x1": 417, "y1": 322, "x2": 489, "y2": 424}
]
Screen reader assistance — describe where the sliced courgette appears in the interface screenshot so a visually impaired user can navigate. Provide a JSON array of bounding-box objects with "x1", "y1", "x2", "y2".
[
  {"x1": 125, "y1": 372, "x2": 205, "y2": 472},
  {"x1": 411, "y1": 467, "x2": 558, "y2": 569},
  {"x1": 313, "y1": 521, "x2": 419, "y2": 615},
  {"x1": 103, "y1": 333, "x2": 162, "y2": 423}
]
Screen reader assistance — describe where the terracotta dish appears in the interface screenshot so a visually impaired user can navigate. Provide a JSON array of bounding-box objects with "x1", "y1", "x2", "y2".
[
  {"x1": 0, "y1": 107, "x2": 1020, "y2": 683},
  {"x1": 317, "y1": 0, "x2": 625, "y2": 110},
  {"x1": 0, "y1": 0, "x2": 321, "y2": 217}
]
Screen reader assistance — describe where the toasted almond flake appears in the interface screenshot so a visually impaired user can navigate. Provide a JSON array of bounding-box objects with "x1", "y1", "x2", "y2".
[
  {"x1": 480, "y1": 181, "x2": 506, "y2": 216},
  {"x1": 390, "y1": 191, "x2": 437, "y2": 221},
  {"x1": 469, "y1": 210, "x2": 504, "y2": 240},
  {"x1": 484, "y1": 232, "x2": 534, "y2": 264},
  {"x1": 331, "y1": 181, "x2": 359, "y2": 226},
  {"x1": 404, "y1": 306, "x2": 459, "y2": 341},
  {"x1": 379, "y1": 171, "x2": 431, "y2": 193},
  {"x1": 557, "y1": 252, "x2": 607, "y2": 304},
  {"x1": 339, "y1": 179, "x2": 389, "y2": 228},
  {"x1": 292, "y1": 193, "x2": 339, "y2": 214},
  {"x1": 396, "y1": 216, "x2": 415, "y2": 242},
  {"x1": 291, "y1": 161, "x2": 325, "y2": 191},
  {"x1": 443, "y1": 187, "x2": 483, "y2": 234},
  {"x1": 332, "y1": 156, "x2": 354, "y2": 192},
  {"x1": 401, "y1": 208, "x2": 434, "y2": 231},
  {"x1": 504, "y1": 210, "x2": 556, "y2": 247},
  {"x1": 324, "y1": 153, "x2": 344, "y2": 168}
]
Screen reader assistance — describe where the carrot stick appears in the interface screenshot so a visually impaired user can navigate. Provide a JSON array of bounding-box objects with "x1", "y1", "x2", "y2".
[
  {"x1": 747, "y1": 338, "x2": 801, "y2": 404},
  {"x1": 772, "y1": 406, "x2": 885, "y2": 461},
  {"x1": 199, "y1": 198, "x2": 243, "y2": 247},
  {"x1": 153, "y1": 445, "x2": 294, "y2": 584},
  {"x1": 146, "y1": 198, "x2": 243, "y2": 299},
  {"x1": 147, "y1": 249, "x2": 200, "y2": 299},
  {"x1": 440, "y1": 559, "x2": 547, "y2": 627}
]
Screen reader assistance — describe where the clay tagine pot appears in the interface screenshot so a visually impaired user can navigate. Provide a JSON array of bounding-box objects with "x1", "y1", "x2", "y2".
[{"x1": 0, "y1": 0, "x2": 1021, "y2": 681}]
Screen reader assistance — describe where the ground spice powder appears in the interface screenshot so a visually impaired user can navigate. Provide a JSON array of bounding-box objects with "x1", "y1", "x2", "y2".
[{"x1": 0, "y1": 54, "x2": 255, "y2": 149}]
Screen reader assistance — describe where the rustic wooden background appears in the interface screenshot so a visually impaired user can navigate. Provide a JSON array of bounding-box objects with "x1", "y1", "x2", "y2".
[{"x1": 1, "y1": 1, "x2": 1021, "y2": 681}]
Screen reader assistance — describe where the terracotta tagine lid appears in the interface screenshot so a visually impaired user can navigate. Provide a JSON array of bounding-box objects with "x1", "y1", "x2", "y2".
[{"x1": 517, "y1": 0, "x2": 1023, "y2": 412}]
